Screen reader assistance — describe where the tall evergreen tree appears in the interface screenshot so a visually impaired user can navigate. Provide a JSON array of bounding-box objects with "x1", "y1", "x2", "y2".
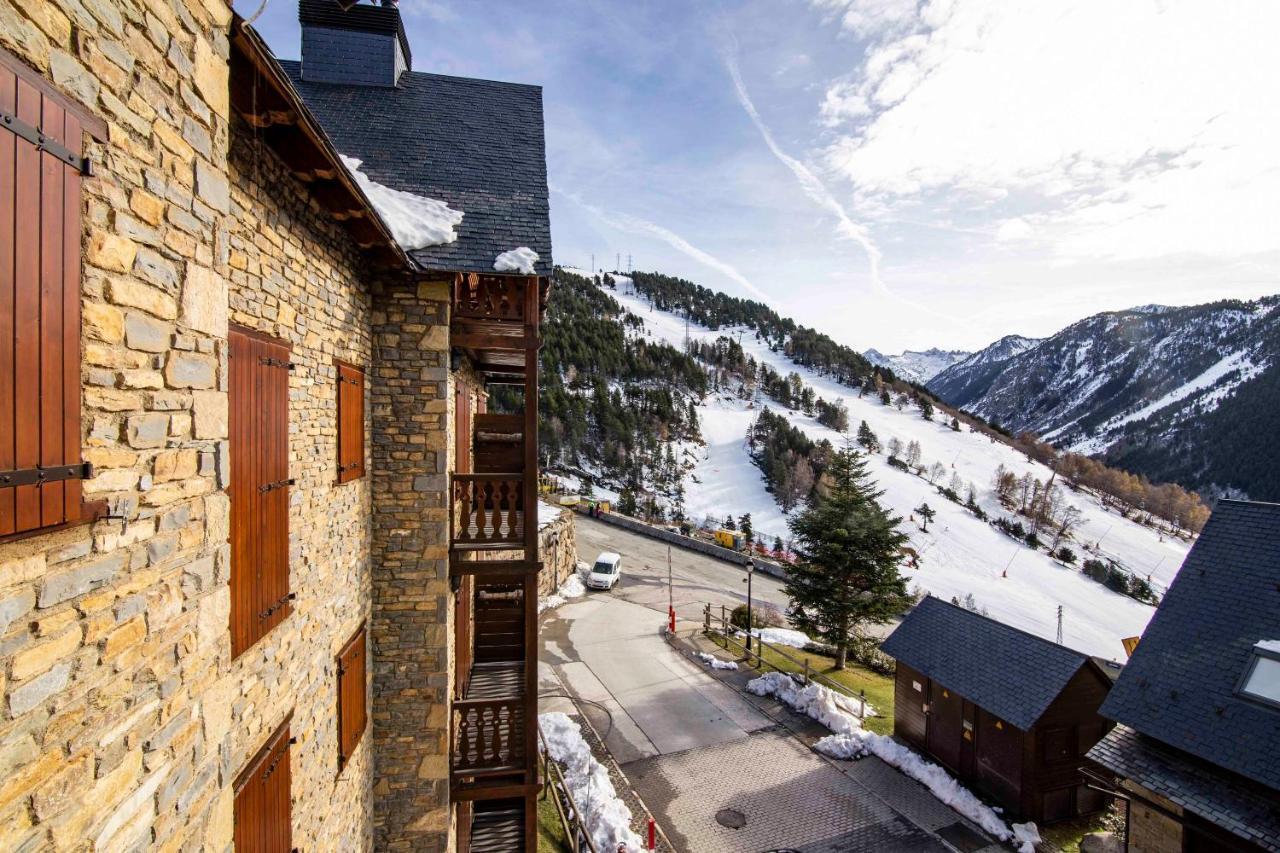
[
  {"x1": 784, "y1": 447, "x2": 911, "y2": 669},
  {"x1": 738, "y1": 513, "x2": 753, "y2": 543},
  {"x1": 856, "y1": 420, "x2": 880, "y2": 453}
]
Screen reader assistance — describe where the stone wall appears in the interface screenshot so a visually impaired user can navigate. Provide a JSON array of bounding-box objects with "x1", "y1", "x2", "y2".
[
  {"x1": 537, "y1": 505, "x2": 577, "y2": 597},
  {"x1": 368, "y1": 280, "x2": 455, "y2": 851},
  {"x1": 222, "y1": 117, "x2": 378, "y2": 850},
  {"x1": 0, "y1": 0, "x2": 238, "y2": 848},
  {"x1": 1122, "y1": 781, "x2": 1184, "y2": 853}
]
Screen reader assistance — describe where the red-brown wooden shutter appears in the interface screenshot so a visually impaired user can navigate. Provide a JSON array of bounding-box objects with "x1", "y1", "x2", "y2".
[
  {"x1": 234, "y1": 716, "x2": 293, "y2": 853},
  {"x1": 0, "y1": 63, "x2": 88, "y2": 537},
  {"x1": 336, "y1": 624, "x2": 368, "y2": 771},
  {"x1": 229, "y1": 326, "x2": 292, "y2": 658},
  {"x1": 335, "y1": 360, "x2": 364, "y2": 483},
  {"x1": 454, "y1": 384, "x2": 471, "y2": 474}
]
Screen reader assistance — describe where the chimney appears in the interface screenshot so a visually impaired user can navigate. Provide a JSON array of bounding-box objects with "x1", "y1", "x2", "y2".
[{"x1": 299, "y1": 0, "x2": 411, "y2": 88}]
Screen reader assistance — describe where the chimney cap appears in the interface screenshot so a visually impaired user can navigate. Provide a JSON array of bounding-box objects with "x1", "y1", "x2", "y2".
[{"x1": 299, "y1": 0, "x2": 411, "y2": 68}]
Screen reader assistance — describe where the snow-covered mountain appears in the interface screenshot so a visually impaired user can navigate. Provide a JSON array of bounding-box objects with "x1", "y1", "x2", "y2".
[
  {"x1": 926, "y1": 297, "x2": 1280, "y2": 500},
  {"x1": 926, "y1": 335, "x2": 1043, "y2": 404},
  {"x1": 578, "y1": 272, "x2": 1191, "y2": 659},
  {"x1": 863, "y1": 347, "x2": 971, "y2": 383}
]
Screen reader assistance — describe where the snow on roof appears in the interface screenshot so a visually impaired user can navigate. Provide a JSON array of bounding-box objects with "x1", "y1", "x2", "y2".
[
  {"x1": 339, "y1": 155, "x2": 463, "y2": 251},
  {"x1": 494, "y1": 247, "x2": 539, "y2": 275},
  {"x1": 1255, "y1": 639, "x2": 1280, "y2": 654}
]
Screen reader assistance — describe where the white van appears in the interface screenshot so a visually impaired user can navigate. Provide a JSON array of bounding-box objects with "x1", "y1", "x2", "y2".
[{"x1": 586, "y1": 551, "x2": 622, "y2": 590}]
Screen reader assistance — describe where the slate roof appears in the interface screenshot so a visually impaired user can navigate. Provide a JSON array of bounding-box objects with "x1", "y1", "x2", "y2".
[
  {"x1": 278, "y1": 60, "x2": 553, "y2": 277},
  {"x1": 1096, "y1": 499, "x2": 1280, "y2": 793},
  {"x1": 1089, "y1": 725, "x2": 1280, "y2": 852},
  {"x1": 881, "y1": 595, "x2": 1096, "y2": 730}
]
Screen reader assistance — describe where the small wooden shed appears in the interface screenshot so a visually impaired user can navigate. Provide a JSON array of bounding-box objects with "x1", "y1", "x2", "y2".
[{"x1": 881, "y1": 596, "x2": 1116, "y2": 824}]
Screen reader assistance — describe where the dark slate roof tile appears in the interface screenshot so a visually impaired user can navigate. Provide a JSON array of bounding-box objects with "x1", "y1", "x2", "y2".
[
  {"x1": 279, "y1": 60, "x2": 553, "y2": 276},
  {"x1": 1087, "y1": 724, "x2": 1280, "y2": 851},
  {"x1": 880, "y1": 595, "x2": 1092, "y2": 730},
  {"x1": 1098, "y1": 500, "x2": 1280, "y2": 792}
]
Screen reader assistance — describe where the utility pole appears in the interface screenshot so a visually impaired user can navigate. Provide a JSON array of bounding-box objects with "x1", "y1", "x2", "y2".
[
  {"x1": 667, "y1": 546, "x2": 675, "y2": 633},
  {"x1": 1056, "y1": 605, "x2": 1064, "y2": 645},
  {"x1": 628, "y1": 253, "x2": 632, "y2": 273},
  {"x1": 616, "y1": 252, "x2": 620, "y2": 272},
  {"x1": 590, "y1": 252, "x2": 595, "y2": 275}
]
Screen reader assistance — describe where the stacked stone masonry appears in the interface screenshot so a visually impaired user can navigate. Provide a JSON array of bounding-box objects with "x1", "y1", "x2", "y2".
[{"x1": 0, "y1": 0, "x2": 469, "y2": 849}]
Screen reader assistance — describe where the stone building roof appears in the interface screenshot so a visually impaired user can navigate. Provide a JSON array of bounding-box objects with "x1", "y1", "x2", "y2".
[{"x1": 279, "y1": 60, "x2": 553, "y2": 277}]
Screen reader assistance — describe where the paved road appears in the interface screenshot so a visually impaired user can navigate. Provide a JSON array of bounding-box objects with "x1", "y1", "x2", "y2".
[{"x1": 573, "y1": 513, "x2": 790, "y2": 625}]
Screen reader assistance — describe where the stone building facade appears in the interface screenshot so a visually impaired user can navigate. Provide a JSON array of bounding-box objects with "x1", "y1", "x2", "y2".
[{"x1": 0, "y1": 0, "x2": 553, "y2": 849}]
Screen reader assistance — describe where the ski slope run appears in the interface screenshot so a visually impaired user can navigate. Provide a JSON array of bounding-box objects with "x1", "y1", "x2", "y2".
[{"x1": 591, "y1": 273, "x2": 1190, "y2": 660}]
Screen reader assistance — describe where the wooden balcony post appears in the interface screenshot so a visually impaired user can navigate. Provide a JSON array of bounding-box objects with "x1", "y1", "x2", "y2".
[{"x1": 522, "y1": 276, "x2": 541, "y2": 848}]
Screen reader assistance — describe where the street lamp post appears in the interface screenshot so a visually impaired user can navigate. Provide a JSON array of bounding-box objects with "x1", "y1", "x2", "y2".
[{"x1": 743, "y1": 558, "x2": 755, "y2": 656}]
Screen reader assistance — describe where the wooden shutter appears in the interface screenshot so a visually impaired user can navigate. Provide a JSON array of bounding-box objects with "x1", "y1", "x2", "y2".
[
  {"x1": 229, "y1": 326, "x2": 292, "y2": 658},
  {"x1": 335, "y1": 360, "x2": 364, "y2": 483},
  {"x1": 0, "y1": 61, "x2": 91, "y2": 537},
  {"x1": 454, "y1": 384, "x2": 471, "y2": 474},
  {"x1": 336, "y1": 624, "x2": 368, "y2": 771},
  {"x1": 234, "y1": 716, "x2": 293, "y2": 853}
]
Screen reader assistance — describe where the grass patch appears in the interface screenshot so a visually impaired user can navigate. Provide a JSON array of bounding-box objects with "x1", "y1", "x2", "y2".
[
  {"x1": 706, "y1": 631, "x2": 896, "y2": 735},
  {"x1": 536, "y1": 760, "x2": 570, "y2": 852}
]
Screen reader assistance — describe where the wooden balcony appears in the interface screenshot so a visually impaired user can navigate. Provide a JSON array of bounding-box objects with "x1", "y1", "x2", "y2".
[
  {"x1": 452, "y1": 474, "x2": 524, "y2": 551},
  {"x1": 452, "y1": 695, "x2": 526, "y2": 778}
]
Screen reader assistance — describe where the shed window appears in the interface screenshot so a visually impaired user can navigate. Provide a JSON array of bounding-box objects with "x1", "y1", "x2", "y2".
[
  {"x1": 336, "y1": 623, "x2": 368, "y2": 772},
  {"x1": 0, "y1": 60, "x2": 94, "y2": 538},
  {"x1": 234, "y1": 716, "x2": 293, "y2": 852},
  {"x1": 335, "y1": 360, "x2": 364, "y2": 483},
  {"x1": 1239, "y1": 643, "x2": 1280, "y2": 707},
  {"x1": 229, "y1": 326, "x2": 292, "y2": 657}
]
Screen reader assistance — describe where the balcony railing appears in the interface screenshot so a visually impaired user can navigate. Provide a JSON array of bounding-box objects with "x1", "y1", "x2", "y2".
[
  {"x1": 452, "y1": 474, "x2": 524, "y2": 549},
  {"x1": 452, "y1": 697, "x2": 526, "y2": 777},
  {"x1": 453, "y1": 274, "x2": 527, "y2": 322}
]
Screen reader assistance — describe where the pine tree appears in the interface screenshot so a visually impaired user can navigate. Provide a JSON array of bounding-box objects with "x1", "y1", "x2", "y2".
[
  {"x1": 784, "y1": 447, "x2": 911, "y2": 669},
  {"x1": 916, "y1": 502, "x2": 936, "y2": 531},
  {"x1": 738, "y1": 513, "x2": 753, "y2": 542},
  {"x1": 856, "y1": 420, "x2": 880, "y2": 453},
  {"x1": 724, "y1": 514, "x2": 736, "y2": 531},
  {"x1": 919, "y1": 397, "x2": 934, "y2": 420}
]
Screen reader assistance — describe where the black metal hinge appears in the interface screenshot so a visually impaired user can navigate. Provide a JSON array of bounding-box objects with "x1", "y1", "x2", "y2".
[
  {"x1": 0, "y1": 462, "x2": 93, "y2": 489},
  {"x1": 1, "y1": 111, "x2": 93, "y2": 175},
  {"x1": 259, "y1": 591, "x2": 297, "y2": 620},
  {"x1": 259, "y1": 356, "x2": 295, "y2": 370},
  {"x1": 258, "y1": 477, "x2": 295, "y2": 493}
]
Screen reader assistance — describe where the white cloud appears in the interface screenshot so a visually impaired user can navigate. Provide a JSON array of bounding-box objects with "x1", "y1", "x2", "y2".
[
  {"x1": 816, "y1": 1, "x2": 1280, "y2": 263},
  {"x1": 995, "y1": 217, "x2": 1033, "y2": 242}
]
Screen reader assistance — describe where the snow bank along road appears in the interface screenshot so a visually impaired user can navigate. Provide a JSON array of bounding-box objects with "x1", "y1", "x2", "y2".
[
  {"x1": 540, "y1": 588, "x2": 966, "y2": 852},
  {"x1": 587, "y1": 273, "x2": 1192, "y2": 659}
]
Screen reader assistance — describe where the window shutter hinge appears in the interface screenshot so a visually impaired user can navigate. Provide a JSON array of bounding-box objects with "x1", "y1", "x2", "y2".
[
  {"x1": 259, "y1": 356, "x2": 295, "y2": 370},
  {"x1": 257, "y1": 478, "x2": 295, "y2": 493},
  {"x1": 258, "y1": 591, "x2": 297, "y2": 620},
  {"x1": 1, "y1": 110, "x2": 93, "y2": 175},
  {"x1": 0, "y1": 462, "x2": 93, "y2": 489}
]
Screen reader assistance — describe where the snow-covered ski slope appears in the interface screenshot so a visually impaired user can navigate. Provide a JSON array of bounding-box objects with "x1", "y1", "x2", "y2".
[{"x1": 572, "y1": 271, "x2": 1191, "y2": 659}]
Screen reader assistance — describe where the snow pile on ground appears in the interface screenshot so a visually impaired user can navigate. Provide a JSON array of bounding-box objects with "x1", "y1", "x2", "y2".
[
  {"x1": 494, "y1": 246, "x2": 539, "y2": 274},
  {"x1": 340, "y1": 155, "x2": 463, "y2": 250},
  {"x1": 539, "y1": 573, "x2": 585, "y2": 613},
  {"x1": 747, "y1": 672, "x2": 1036, "y2": 849},
  {"x1": 697, "y1": 652, "x2": 740, "y2": 671},
  {"x1": 539, "y1": 712, "x2": 644, "y2": 853},
  {"x1": 746, "y1": 672, "x2": 870, "y2": 734},
  {"x1": 746, "y1": 627, "x2": 811, "y2": 648}
]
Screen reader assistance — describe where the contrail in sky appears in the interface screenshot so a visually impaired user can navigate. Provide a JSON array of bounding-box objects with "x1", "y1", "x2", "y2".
[
  {"x1": 553, "y1": 187, "x2": 771, "y2": 302},
  {"x1": 723, "y1": 47, "x2": 890, "y2": 299}
]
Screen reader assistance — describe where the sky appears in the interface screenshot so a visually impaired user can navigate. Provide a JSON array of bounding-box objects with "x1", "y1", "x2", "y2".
[{"x1": 250, "y1": 0, "x2": 1280, "y2": 354}]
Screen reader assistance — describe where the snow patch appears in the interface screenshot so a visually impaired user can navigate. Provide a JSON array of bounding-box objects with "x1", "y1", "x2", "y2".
[
  {"x1": 538, "y1": 501, "x2": 566, "y2": 530},
  {"x1": 539, "y1": 573, "x2": 585, "y2": 613},
  {"x1": 744, "y1": 627, "x2": 812, "y2": 649},
  {"x1": 1257, "y1": 639, "x2": 1280, "y2": 654},
  {"x1": 539, "y1": 712, "x2": 644, "y2": 852},
  {"x1": 340, "y1": 155, "x2": 462, "y2": 250},
  {"x1": 494, "y1": 247, "x2": 539, "y2": 275},
  {"x1": 696, "y1": 652, "x2": 740, "y2": 671},
  {"x1": 747, "y1": 672, "x2": 1033, "y2": 848}
]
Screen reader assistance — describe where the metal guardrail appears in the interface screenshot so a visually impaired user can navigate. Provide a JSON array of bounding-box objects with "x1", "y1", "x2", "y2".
[
  {"x1": 702, "y1": 603, "x2": 871, "y2": 720},
  {"x1": 538, "y1": 724, "x2": 599, "y2": 853}
]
